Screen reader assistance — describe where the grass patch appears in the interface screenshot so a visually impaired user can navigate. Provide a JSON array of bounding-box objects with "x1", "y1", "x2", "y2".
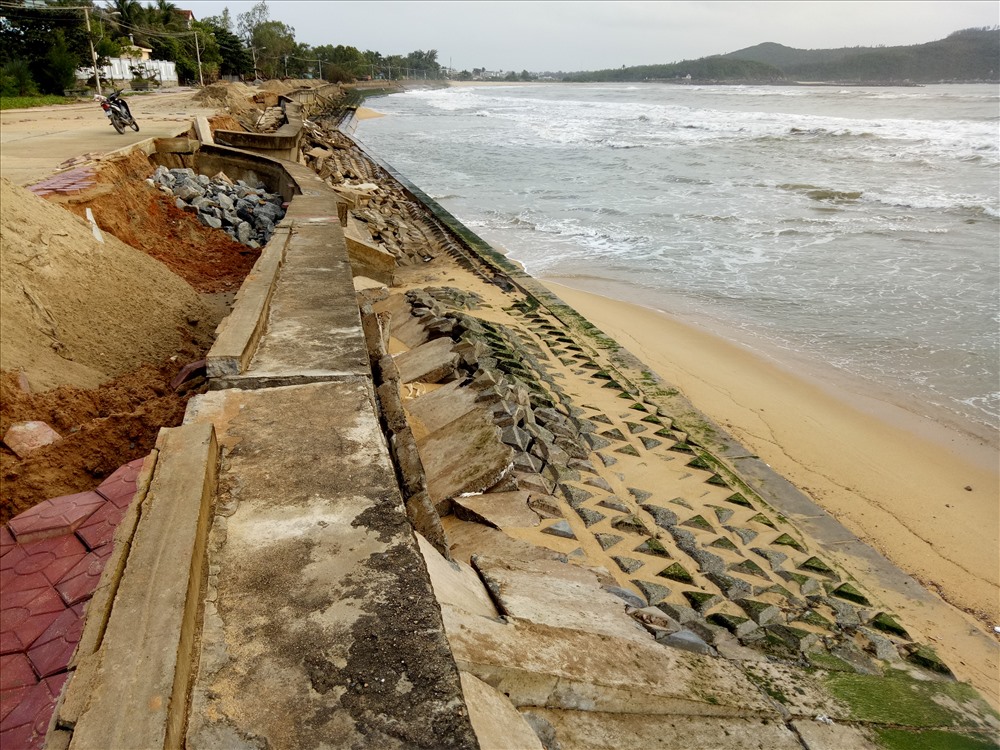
[
  {"x1": 1, "y1": 94, "x2": 77, "y2": 110},
  {"x1": 874, "y1": 728, "x2": 1000, "y2": 750}
]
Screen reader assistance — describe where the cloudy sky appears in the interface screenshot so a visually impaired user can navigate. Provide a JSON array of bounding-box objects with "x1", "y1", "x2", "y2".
[{"x1": 184, "y1": 1, "x2": 1000, "y2": 72}]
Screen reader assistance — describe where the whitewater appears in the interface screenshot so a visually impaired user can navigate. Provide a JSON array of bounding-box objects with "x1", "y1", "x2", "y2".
[{"x1": 355, "y1": 83, "x2": 999, "y2": 442}]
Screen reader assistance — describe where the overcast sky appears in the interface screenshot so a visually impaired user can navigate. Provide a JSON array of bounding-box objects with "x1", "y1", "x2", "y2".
[{"x1": 183, "y1": 1, "x2": 1000, "y2": 72}]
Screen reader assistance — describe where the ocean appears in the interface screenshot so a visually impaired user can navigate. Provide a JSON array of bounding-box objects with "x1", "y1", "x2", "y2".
[{"x1": 355, "y1": 83, "x2": 1000, "y2": 441}]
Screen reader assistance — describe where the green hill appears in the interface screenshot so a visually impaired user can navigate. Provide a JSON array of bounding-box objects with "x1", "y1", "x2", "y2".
[
  {"x1": 726, "y1": 27, "x2": 999, "y2": 82},
  {"x1": 566, "y1": 27, "x2": 999, "y2": 83}
]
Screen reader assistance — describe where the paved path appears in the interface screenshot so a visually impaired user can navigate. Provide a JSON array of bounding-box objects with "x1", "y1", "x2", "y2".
[{"x1": 0, "y1": 90, "x2": 219, "y2": 186}]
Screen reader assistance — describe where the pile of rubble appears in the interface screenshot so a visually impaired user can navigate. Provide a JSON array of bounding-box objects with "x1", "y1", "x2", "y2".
[
  {"x1": 148, "y1": 166, "x2": 286, "y2": 248},
  {"x1": 253, "y1": 106, "x2": 285, "y2": 133}
]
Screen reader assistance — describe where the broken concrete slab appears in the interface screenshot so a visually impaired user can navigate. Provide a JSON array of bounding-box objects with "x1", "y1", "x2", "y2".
[
  {"x1": 471, "y1": 554, "x2": 649, "y2": 642},
  {"x1": 452, "y1": 491, "x2": 540, "y2": 529},
  {"x1": 791, "y1": 719, "x2": 877, "y2": 750},
  {"x1": 403, "y1": 380, "x2": 479, "y2": 438},
  {"x1": 416, "y1": 533, "x2": 500, "y2": 621},
  {"x1": 442, "y1": 605, "x2": 778, "y2": 717},
  {"x1": 418, "y1": 409, "x2": 513, "y2": 508},
  {"x1": 373, "y1": 294, "x2": 431, "y2": 350},
  {"x1": 523, "y1": 708, "x2": 803, "y2": 749},
  {"x1": 394, "y1": 336, "x2": 460, "y2": 384},
  {"x1": 460, "y1": 672, "x2": 545, "y2": 750},
  {"x1": 443, "y1": 517, "x2": 568, "y2": 568},
  {"x1": 344, "y1": 213, "x2": 395, "y2": 285}
]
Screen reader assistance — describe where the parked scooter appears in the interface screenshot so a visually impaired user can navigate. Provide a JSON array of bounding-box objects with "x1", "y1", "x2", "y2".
[{"x1": 94, "y1": 90, "x2": 139, "y2": 134}]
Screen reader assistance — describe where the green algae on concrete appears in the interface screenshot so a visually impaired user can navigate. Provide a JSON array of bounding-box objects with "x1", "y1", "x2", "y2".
[
  {"x1": 874, "y1": 727, "x2": 1000, "y2": 750},
  {"x1": 825, "y1": 671, "x2": 1000, "y2": 731}
]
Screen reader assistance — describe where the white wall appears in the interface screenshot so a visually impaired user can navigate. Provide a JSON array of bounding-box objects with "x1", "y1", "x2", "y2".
[{"x1": 76, "y1": 58, "x2": 179, "y2": 87}]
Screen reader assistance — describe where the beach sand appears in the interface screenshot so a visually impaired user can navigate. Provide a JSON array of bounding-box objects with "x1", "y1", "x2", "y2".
[
  {"x1": 541, "y1": 281, "x2": 1000, "y2": 630},
  {"x1": 355, "y1": 106, "x2": 385, "y2": 120}
]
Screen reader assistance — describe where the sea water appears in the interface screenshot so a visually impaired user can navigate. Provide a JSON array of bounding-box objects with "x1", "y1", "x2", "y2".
[{"x1": 355, "y1": 83, "x2": 1000, "y2": 441}]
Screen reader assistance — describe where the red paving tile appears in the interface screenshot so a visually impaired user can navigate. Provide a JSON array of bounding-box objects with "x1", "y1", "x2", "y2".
[
  {"x1": 0, "y1": 653, "x2": 38, "y2": 690},
  {"x1": 0, "y1": 593, "x2": 64, "y2": 656},
  {"x1": 55, "y1": 549, "x2": 109, "y2": 606},
  {"x1": 0, "y1": 569, "x2": 50, "y2": 596},
  {"x1": 12, "y1": 535, "x2": 88, "y2": 586},
  {"x1": 27, "y1": 606, "x2": 83, "y2": 678},
  {"x1": 95, "y1": 458, "x2": 145, "y2": 508},
  {"x1": 0, "y1": 543, "x2": 27, "y2": 573},
  {"x1": 74, "y1": 501, "x2": 126, "y2": 552},
  {"x1": 0, "y1": 721, "x2": 35, "y2": 749},
  {"x1": 0, "y1": 685, "x2": 29, "y2": 722},
  {"x1": 7, "y1": 491, "x2": 105, "y2": 544},
  {"x1": 0, "y1": 673, "x2": 68, "y2": 750},
  {"x1": 1, "y1": 458, "x2": 143, "y2": 748},
  {"x1": 0, "y1": 526, "x2": 15, "y2": 558}
]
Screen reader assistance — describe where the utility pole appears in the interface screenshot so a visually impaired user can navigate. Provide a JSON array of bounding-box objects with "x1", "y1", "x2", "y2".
[
  {"x1": 316, "y1": 56, "x2": 324, "y2": 80},
  {"x1": 83, "y1": 7, "x2": 102, "y2": 95},
  {"x1": 193, "y1": 30, "x2": 203, "y2": 86},
  {"x1": 284, "y1": 55, "x2": 288, "y2": 78}
]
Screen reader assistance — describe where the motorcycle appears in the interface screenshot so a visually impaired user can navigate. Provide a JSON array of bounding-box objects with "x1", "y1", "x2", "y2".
[{"x1": 95, "y1": 90, "x2": 139, "y2": 134}]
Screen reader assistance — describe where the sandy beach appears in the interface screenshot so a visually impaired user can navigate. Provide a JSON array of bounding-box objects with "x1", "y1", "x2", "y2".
[
  {"x1": 355, "y1": 106, "x2": 385, "y2": 120},
  {"x1": 542, "y1": 281, "x2": 1000, "y2": 631}
]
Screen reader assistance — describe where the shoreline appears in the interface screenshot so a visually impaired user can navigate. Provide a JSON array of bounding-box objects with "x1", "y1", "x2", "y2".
[{"x1": 541, "y1": 278, "x2": 1000, "y2": 628}]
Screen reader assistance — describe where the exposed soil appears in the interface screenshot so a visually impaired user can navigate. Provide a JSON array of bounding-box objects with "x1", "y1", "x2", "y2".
[
  {"x1": 1, "y1": 148, "x2": 256, "y2": 521},
  {"x1": 0, "y1": 361, "x2": 205, "y2": 524},
  {"x1": 56, "y1": 150, "x2": 260, "y2": 293}
]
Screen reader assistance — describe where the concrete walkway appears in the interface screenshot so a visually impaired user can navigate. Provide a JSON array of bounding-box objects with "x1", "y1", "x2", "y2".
[{"x1": 56, "y1": 151, "x2": 478, "y2": 750}]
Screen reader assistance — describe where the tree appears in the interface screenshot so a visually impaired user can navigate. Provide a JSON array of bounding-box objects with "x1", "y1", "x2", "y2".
[
  {"x1": 312, "y1": 44, "x2": 365, "y2": 79},
  {"x1": 35, "y1": 28, "x2": 78, "y2": 93},
  {"x1": 236, "y1": 0, "x2": 268, "y2": 44},
  {"x1": 252, "y1": 20, "x2": 296, "y2": 78},
  {"x1": 201, "y1": 8, "x2": 232, "y2": 32},
  {"x1": 201, "y1": 19, "x2": 251, "y2": 78}
]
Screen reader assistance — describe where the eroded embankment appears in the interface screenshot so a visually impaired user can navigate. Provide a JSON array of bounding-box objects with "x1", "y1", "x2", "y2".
[{"x1": 0, "y1": 151, "x2": 261, "y2": 522}]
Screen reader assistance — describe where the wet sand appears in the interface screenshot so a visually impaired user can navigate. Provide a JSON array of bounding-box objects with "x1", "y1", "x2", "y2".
[{"x1": 542, "y1": 280, "x2": 1000, "y2": 632}]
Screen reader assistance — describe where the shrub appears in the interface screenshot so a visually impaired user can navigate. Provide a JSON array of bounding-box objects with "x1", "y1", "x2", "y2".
[{"x1": 0, "y1": 59, "x2": 38, "y2": 96}]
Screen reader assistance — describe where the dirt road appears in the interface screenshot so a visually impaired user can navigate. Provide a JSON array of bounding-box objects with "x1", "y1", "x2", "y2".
[{"x1": 0, "y1": 88, "x2": 219, "y2": 186}]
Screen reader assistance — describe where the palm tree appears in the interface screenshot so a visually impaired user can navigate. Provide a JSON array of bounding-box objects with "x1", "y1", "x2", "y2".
[{"x1": 154, "y1": 0, "x2": 182, "y2": 30}]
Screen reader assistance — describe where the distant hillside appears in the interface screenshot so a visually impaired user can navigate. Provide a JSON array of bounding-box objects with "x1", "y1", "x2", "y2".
[
  {"x1": 721, "y1": 42, "x2": 871, "y2": 69},
  {"x1": 566, "y1": 27, "x2": 999, "y2": 83},
  {"x1": 564, "y1": 57, "x2": 784, "y2": 83},
  {"x1": 727, "y1": 27, "x2": 999, "y2": 82}
]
